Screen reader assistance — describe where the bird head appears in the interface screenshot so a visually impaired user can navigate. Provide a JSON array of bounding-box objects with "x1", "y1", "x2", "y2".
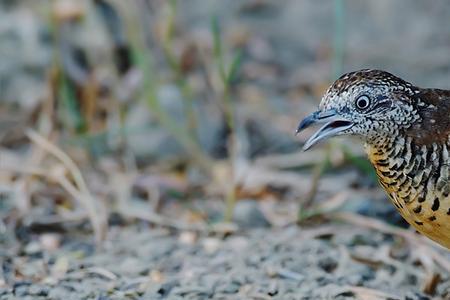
[{"x1": 297, "y1": 69, "x2": 421, "y2": 150}]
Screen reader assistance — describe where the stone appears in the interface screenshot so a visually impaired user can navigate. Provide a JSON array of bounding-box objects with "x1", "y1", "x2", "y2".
[{"x1": 232, "y1": 199, "x2": 270, "y2": 228}]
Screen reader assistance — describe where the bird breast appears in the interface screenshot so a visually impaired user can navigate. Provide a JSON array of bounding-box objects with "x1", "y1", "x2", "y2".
[{"x1": 366, "y1": 136, "x2": 450, "y2": 248}]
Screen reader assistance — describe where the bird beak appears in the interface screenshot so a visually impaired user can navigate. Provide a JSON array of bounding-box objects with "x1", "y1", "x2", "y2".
[{"x1": 296, "y1": 109, "x2": 354, "y2": 150}]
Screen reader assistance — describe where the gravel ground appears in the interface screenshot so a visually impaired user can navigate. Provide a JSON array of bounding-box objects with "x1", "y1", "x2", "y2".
[
  {"x1": 1, "y1": 221, "x2": 450, "y2": 300},
  {"x1": 2, "y1": 1, "x2": 450, "y2": 300}
]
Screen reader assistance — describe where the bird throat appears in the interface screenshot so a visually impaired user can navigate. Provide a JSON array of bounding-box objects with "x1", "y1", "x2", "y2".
[{"x1": 365, "y1": 134, "x2": 450, "y2": 248}]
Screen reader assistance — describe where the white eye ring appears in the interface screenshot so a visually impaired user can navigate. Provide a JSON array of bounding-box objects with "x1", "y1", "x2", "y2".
[{"x1": 355, "y1": 95, "x2": 371, "y2": 110}]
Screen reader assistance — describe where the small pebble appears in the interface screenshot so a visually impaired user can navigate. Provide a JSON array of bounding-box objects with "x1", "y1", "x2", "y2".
[
  {"x1": 232, "y1": 199, "x2": 270, "y2": 228},
  {"x1": 39, "y1": 234, "x2": 61, "y2": 252},
  {"x1": 202, "y1": 237, "x2": 222, "y2": 254},
  {"x1": 24, "y1": 242, "x2": 41, "y2": 255},
  {"x1": 178, "y1": 231, "x2": 197, "y2": 245},
  {"x1": 149, "y1": 270, "x2": 165, "y2": 283}
]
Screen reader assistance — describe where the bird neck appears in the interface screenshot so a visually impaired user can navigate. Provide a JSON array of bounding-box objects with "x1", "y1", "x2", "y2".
[
  {"x1": 364, "y1": 132, "x2": 416, "y2": 209},
  {"x1": 364, "y1": 131, "x2": 446, "y2": 206},
  {"x1": 364, "y1": 130, "x2": 402, "y2": 164}
]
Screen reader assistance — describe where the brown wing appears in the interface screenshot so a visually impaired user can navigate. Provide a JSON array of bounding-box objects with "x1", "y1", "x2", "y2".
[{"x1": 406, "y1": 88, "x2": 450, "y2": 146}]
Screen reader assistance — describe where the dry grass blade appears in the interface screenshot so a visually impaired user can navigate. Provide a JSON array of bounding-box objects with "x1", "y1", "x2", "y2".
[
  {"x1": 26, "y1": 129, "x2": 88, "y2": 197},
  {"x1": 119, "y1": 206, "x2": 208, "y2": 233},
  {"x1": 25, "y1": 129, "x2": 107, "y2": 244},
  {"x1": 25, "y1": 212, "x2": 89, "y2": 228},
  {"x1": 313, "y1": 191, "x2": 349, "y2": 213},
  {"x1": 2, "y1": 164, "x2": 104, "y2": 242},
  {"x1": 109, "y1": 171, "x2": 209, "y2": 233},
  {"x1": 333, "y1": 212, "x2": 450, "y2": 273},
  {"x1": 301, "y1": 155, "x2": 327, "y2": 209},
  {"x1": 85, "y1": 267, "x2": 118, "y2": 281},
  {"x1": 335, "y1": 286, "x2": 400, "y2": 300}
]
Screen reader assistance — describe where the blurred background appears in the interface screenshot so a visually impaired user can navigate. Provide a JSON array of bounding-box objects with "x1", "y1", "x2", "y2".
[{"x1": 1, "y1": 0, "x2": 450, "y2": 298}]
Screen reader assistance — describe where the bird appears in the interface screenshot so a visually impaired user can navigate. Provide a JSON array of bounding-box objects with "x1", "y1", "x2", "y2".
[{"x1": 296, "y1": 69, "x2": 450, "y2": 249}]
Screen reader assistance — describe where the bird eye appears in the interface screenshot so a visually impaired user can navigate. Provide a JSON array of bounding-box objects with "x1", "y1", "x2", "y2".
[{"x1": 355, "y1": 95, "x2": 371, "y2": 110}]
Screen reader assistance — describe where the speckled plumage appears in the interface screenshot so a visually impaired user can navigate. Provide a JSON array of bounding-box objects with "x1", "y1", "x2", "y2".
[{"x1": 298, "y1": 69, "x2": 450, "y2": 249}]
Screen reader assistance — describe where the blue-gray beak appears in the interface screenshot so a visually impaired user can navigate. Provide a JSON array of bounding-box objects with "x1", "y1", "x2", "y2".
[{"x1": 296, "y1": 110, "x2": 353, "y2": 150}]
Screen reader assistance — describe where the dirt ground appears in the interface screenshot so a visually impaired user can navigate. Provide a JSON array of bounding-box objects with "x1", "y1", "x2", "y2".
[{"x1": 2, "y1": 1, "x2": 450, "y2": 299}]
